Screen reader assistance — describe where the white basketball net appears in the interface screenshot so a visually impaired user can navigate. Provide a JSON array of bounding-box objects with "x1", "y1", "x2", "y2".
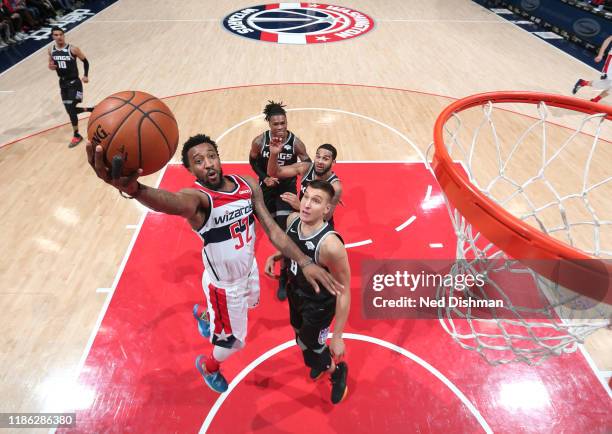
[{"x1": 433, "y1": 99, "x2": 611, "y2": 365}]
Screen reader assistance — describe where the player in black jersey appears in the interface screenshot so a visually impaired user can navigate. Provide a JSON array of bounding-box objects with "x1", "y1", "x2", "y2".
[
  {"x1": 48, "y1": 26, "x2": 94, "y2": 148},
  {"x1": 267, "y1": 141, "x2": 342, "y2": 225},
  {"x1": 264, "y1": 180, "x2": 351, "y2": 404},
  {"x1": 249, "y1": 101, "x2": 311, "y2": 301}
]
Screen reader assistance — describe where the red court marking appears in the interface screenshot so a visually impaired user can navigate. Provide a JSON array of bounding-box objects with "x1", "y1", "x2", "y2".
[
  {"x1": 1, "y1": 83, "x2": 461, "y2": 149},
  {"x1": 64, "y1": 164, "x2": 612, "y2": 433},
  {"x1": 4, "y1": 83, "x2": 609, "y2": 150},
  {"x1": 209, "y1": 340, "x2": 485, "y2": 433}
]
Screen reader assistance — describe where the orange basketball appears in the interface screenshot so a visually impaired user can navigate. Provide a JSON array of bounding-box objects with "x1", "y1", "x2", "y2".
[{"x1": 87, "y1": 91, "x2": 179, "y2": 176}]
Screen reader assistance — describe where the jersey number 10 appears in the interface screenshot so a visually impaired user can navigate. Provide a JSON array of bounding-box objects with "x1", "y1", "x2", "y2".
[{"x1": 57, "y1": 60, "x2": 67, "y2": 69}]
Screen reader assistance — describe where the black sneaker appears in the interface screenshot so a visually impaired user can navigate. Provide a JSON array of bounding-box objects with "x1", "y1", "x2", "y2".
[
  {"x1": 309, "y1": 367, "x2": 325, "y2": 381},
  {"x1": 330, "y1": 362, "x2": 348, "y2": 404},
  {"x1": 277, "y1": 271, "x2": 287, "y2": 301},
  {"x1": 572, "y1": 79, "x2": 585, "y2": 95}
]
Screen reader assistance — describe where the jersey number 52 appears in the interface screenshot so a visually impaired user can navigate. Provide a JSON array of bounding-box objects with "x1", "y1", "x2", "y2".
[{"x1": 229, "y1": 217, "x2": 252, "y2": 250}]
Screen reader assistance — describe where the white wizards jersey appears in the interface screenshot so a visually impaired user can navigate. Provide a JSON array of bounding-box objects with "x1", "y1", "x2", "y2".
[{"x1": 194, "y1": 175, "x2": 256, "y2": 285}]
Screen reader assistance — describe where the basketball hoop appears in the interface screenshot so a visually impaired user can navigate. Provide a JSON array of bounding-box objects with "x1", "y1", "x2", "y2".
[{"x1": 430, "y1": 91, "x2": 612, "y2": 365}]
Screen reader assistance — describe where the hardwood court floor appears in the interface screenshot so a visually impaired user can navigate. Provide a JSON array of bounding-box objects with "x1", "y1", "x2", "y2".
[{"x1": 0, "y1": 1, "x2": 610, "y2": 432}]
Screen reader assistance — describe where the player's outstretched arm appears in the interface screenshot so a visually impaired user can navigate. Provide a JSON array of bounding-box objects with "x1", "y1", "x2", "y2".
[
  {"x1": 87, "y1": 142, "x2": 203, "y2": 219},
  {"x1": 243, "y1": 176, "x2": 343, "y2": 296},
  {"x1": 319, "y1": 234, "x2": 351, "y2": 360}
]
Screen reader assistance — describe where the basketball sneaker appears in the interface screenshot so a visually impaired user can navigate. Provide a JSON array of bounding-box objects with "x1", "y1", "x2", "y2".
[
  {"x1": 330, "y1": 362, "x2": 348, "y2": 404},
  {"x1": 309, "y1": 367, "x2": 325, "y2": 381},
  {"x1": 572, "y1": 79, "x2": 586, "y2": 95},
  {"x1": 195, "y1": 355, "x2": 228, "y2": 393},
  {"x1": 193, "y1": 304, "x2": 211, "y2": 338},
  {"x1": 69, "y1": 134, "x2": 83, "y2": 148}
]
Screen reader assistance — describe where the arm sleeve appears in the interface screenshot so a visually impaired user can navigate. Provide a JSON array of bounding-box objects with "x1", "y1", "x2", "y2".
[{"x1": 83, "y1": 58, "x2": 89, "y2": 76}]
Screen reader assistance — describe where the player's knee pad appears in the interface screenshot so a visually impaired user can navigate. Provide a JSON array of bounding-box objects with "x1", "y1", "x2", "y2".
[{"x1": 302, "y1": 346, "x2": 332, "y2": 371}]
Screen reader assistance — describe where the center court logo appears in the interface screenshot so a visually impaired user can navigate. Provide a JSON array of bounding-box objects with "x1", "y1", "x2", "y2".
[{"x1": 223, "y1": 3, "x2": 374, "y2": 44}]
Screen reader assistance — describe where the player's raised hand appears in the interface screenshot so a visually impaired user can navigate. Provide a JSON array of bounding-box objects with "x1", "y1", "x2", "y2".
[
  {"x1": 86, "y1": 142, "x2": 141, "y2": 196},
  {"x1": 301, "y1": 262, "x2": 343, "y2": 296},
  {"x1": 280, "y1": 192, "x2": 300, "y2": 210},
  {"x1": 269, "y1": 135, "x2": 283, "y2": 154}
]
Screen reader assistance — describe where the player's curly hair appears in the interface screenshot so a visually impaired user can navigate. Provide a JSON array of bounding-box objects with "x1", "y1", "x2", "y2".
[
  {"x1": 263, "y1": 100, "x2": 287, "y2": 121},
  {"x1": 181, "y1": 134, "x2": 218, "y2": 168}
]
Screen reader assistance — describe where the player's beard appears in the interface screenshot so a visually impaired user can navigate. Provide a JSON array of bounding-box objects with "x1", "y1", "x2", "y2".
[
  {"x1": 314, "y1": 163, "x2": 332, "y2": 177},
  {"x1": 202, "y1": 167, "x2": 224, "y2": 189}
]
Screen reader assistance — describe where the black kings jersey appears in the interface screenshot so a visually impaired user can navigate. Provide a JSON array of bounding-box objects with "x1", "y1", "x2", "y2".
[
  {"x1": 255, "y1": 130, "x2": 299, "y2": 191},
  {"x1": 299, "y1": 163, "x2": 340, "y2": 199},
  {"x1": 51, "y1": 44, "x2": 79, "y2": 85},
  {"x1": 286, "y1": 217, "x2": 343, "y2": 301}
]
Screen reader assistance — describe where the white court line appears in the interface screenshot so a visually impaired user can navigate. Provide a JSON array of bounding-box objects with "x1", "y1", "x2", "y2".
[
  {"x1": 578, "y1": 343, "x2": 612, "y2": 398},
  {"x1": 345, "y1": 239, "x2": 373, "y2": 248},
  {"x1": 60, "y1": 164, "x2": 170, "y2": 429},
  {"x1": 96, "y1": 288, "x2": 111, "y2": 293},
  {"x1": 472, "y1": 2, "x2": 601, "y2": 73},
  {"x1": 213, "y1": 107, "x2": 425, "y2": 162},
  {"x1": 125, "y1": 224, "x2": 138, "y2": 229},
  {"x1": 424, "y1": 184, "x2": 432, "y2": 202},
  {"x1": 429, "y1": 243, "x2": 444, "y2": 248},
  {"x1": 200, "y1": 333, "x2": 493, "y2": 434},
  {"x1": 0, "y1": 90, "x2": 15, "y2": 93},
  {"x1": 395, "y1": 215, "x2": 416, "y2": 232}
]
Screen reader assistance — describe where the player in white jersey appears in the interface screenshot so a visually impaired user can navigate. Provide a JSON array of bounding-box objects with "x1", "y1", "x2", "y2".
[
  {"x1": 86, "y1": 134, "x2": 343, "y2": 394},
  {"x1": 572, "y1": 35, "x2": 612, "y2": 103}
]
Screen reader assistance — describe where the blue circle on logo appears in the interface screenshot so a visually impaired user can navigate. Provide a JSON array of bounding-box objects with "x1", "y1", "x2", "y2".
[
  {"x1": 573, "y1": 18, "x2": 601, "y2": 38},
  {"x1": 521, "y1": 0, "x2": 540, "y2": 12}
]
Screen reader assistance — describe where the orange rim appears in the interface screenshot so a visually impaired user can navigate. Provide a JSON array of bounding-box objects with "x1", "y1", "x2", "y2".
[{"x1": 432, "y1": 91, "x2": 612, "y2": 304}]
